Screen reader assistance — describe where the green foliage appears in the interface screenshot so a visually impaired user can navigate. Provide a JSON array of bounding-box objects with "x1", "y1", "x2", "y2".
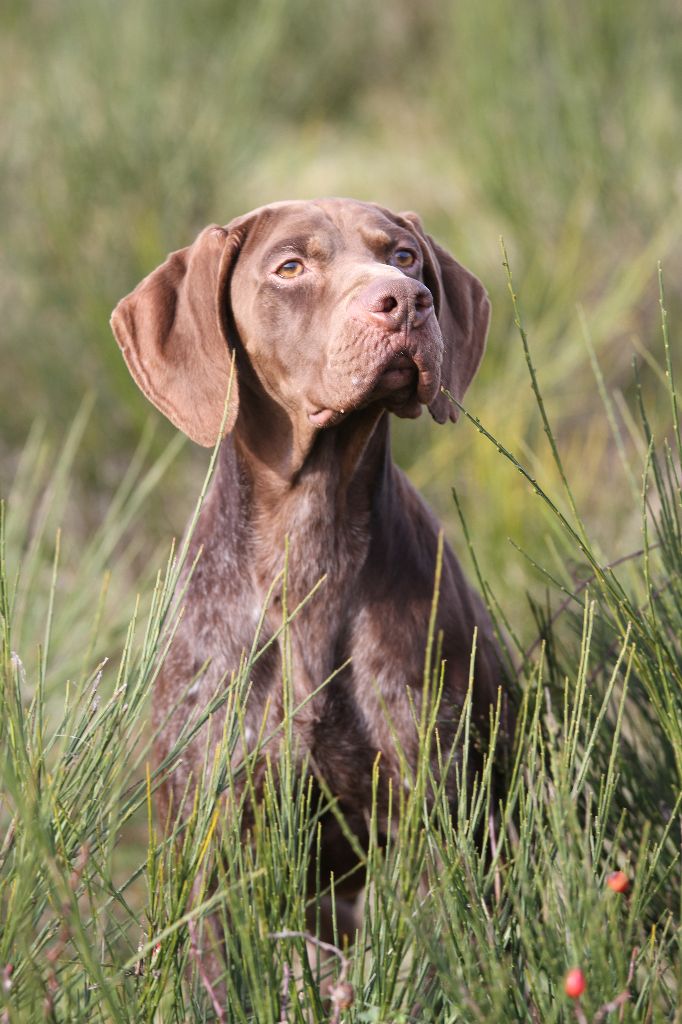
[{"x1": 2, "y1": 3, "x2": 682, "y2": 1019}]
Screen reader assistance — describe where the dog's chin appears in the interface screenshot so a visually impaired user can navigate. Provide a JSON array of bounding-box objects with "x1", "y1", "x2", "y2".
[
  {"x1": 307, "y1": 381, "x2": 423, "y2": 428},
  {"x1": 308, "y1": 355, "x2": 440, "y2": 428},
  {"x1": 371, "y1": 361, "x2": 423, "y2": 419}
]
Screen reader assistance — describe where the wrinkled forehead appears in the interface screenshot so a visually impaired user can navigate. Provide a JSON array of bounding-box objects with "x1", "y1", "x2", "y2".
[{"x1": 235, "y1": 199, "x2": 414, "y2": 266}]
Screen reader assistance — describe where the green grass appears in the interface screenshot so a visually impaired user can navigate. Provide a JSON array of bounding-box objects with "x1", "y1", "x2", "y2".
[
  {"x1": 2, "y1": 2, "x2": 682, "y2": 1019},
  {"x1": 1, "y1": 272, "x2": 680, "y2": 1020}
]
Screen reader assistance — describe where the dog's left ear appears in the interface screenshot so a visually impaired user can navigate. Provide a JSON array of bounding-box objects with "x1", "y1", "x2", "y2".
[{"x1": 398, "y1": 212, "x2": 490, "y2": 424}]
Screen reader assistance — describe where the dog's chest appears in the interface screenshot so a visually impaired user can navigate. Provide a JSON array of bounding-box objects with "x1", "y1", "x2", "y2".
[
  {"x1": 250, "y1": 477, "x2": 366, "y2": 675},
  {"x1": 252, "y1": 468, "x2": 369, "y2": 612},
  {"x1": 240, "y1": 481, "x2": 433, "y2": 791}
]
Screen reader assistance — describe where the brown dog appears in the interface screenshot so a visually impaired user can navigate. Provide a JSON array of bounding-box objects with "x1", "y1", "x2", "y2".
[{"x1": 111, "y1": 198, "x2": 510, "y2": 948}]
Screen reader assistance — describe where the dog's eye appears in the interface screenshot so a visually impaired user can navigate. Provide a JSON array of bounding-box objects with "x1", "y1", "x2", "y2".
[
  {"x1": 276, "y1": 259, "x2": 305, "y2": 279},
  {"x1": 391, "y1": 249, "x2": 417, "y2": 269}
]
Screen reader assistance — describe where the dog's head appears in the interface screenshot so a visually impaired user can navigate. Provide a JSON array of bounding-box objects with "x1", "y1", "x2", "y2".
[{"x1": 111, "y1": 199, "x2": 490, "y2": 446}]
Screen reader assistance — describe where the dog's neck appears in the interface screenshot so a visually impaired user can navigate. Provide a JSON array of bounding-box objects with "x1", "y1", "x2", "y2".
[
  {"x1": 211, "y1": 405, "x2": 393, "y2": 597},
  {"x1": 204, "y1": 406, "x2": 396, "y2": 688},
  {"x1": 231, "y1": 396, "x2": 389, "y2": 502}
]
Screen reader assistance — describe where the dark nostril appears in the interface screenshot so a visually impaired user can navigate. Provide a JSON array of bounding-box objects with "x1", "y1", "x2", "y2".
[
  {"x1": 381, "y1": 295, "x2": 398, "y2": 313},
  {"x1": 354, "y1": 277, "x2": 432, "y2": 330}
]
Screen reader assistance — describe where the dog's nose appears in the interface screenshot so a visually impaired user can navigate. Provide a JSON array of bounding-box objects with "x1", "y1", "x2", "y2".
[{"x1": 353, "y1": 277, "x2": 434, "y2": 332}]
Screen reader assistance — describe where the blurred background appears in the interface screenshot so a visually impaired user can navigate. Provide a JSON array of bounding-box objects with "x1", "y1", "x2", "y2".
[{"x1": 2, "y1": 0, "x2": 682, "y2": 644}]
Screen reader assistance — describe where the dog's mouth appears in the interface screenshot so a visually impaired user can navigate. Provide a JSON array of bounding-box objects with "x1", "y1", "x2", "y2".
[
  {"x1": 308, "y1": 350, "x2": 438, "y2": 428},
  {"x1": 370, "y1": 353, "x2": 423, "y2": 419},
  {"x1": 374, "y1": 353, "x2": 418, "y2": 392}
]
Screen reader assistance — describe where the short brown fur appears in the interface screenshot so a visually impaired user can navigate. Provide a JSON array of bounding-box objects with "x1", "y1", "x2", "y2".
[{"x1": 111, "y1": 197, "x2": 512, "y2": 955}]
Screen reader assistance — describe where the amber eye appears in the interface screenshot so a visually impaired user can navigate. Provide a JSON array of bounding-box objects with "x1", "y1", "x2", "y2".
[
  {"x1": 276, "y1": 259, "x2": 304, "y2": 279},
  {"x1": 392, "y1": 248, "x2": 416, "y2": 269}
]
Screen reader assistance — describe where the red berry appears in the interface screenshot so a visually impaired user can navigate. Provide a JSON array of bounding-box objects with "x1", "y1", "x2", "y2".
[
  {"x1": 564, "y1": 967, "x2": 586, "y2": 998},
  {"x1": 606, "y1": 870, "x2": 629, "y2": 894}
]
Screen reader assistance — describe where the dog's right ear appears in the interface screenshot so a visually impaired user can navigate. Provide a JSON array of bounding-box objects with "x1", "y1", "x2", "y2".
[{"x1": 111, "y1": 224, "x2": 243, "y2": 446}]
